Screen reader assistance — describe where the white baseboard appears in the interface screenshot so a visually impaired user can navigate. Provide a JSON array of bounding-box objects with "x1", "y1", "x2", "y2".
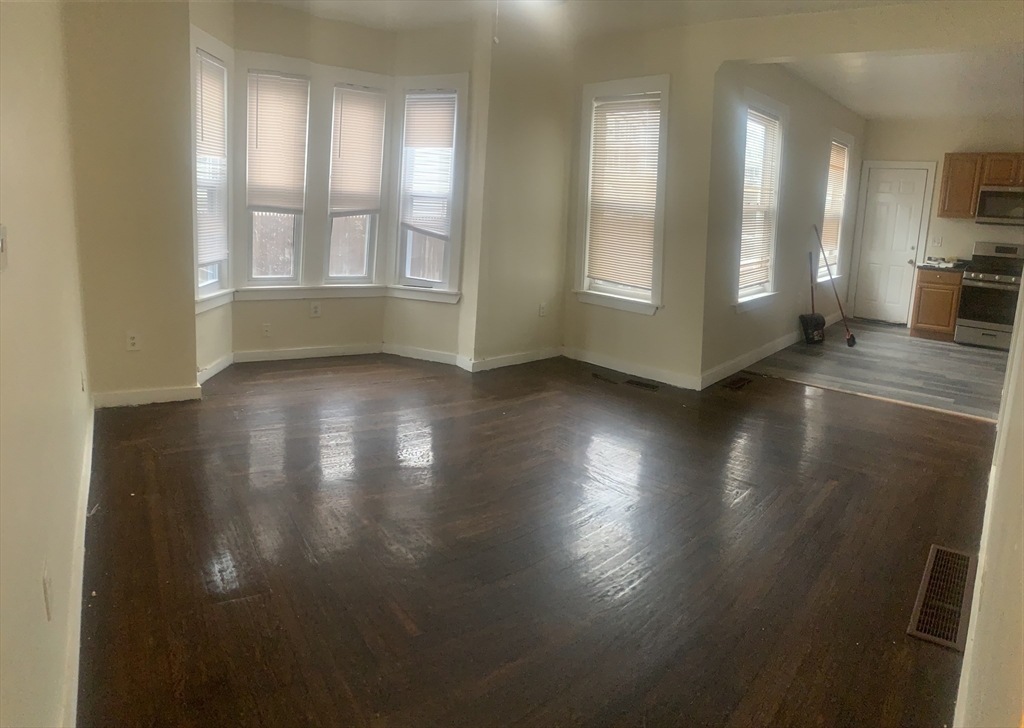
[
  {"x1": 461, "y1": 347, "x2": 562, "y2": 372},
  {"x1": 233, "y1": 343, "x2": 383, "y2": 363},
  {"x1": 698, "y1": 312, "x2": 842, "y2": 389},
  {"x1": 92, "y1": 384, "x2": 202, "y2": 408},
  {"x1": 58, "y1": 409, "x2": 94, "y2": 728},
  {"x1": 381, "y1": 343, "x2": 458, "y2": 366},
  {"x1": 561, "y1": 346, "x2": 702, "y2": 390},
  {"x1": 197, "y1": 353, "x2": 234, "y2": 385}
]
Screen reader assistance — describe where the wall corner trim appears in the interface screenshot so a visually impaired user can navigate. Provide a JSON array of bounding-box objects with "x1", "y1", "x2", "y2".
[
  {"x1": 233, "y1": 344, "x2": 383, "y2": 363},
  {"x1": 381, "y1": 343, "x2": 458, "y2": 366},
  {"x1": 459, "y1": 348, "x2": 563, "y2": 372},
  {"x1": 57, "y1": 409, "x2": 95, "y2": 728},
  {"x1": 698, "y1": 312, "x2": 842, "y2": 389},
  {"x1": 92, "y1": 385, "x2": 203, "y2": 409},
  {"x1": 197, "y1": 353, "x2": 235, "y2": 385}
]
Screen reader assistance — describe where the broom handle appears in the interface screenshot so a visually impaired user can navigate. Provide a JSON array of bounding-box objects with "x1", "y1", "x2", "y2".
[
  {"x1": 813, "y1": 225, "x2": 851, "y2": 334},
  {"x1": 808, "y1": 252, "x2": 815, "y2": 314}
]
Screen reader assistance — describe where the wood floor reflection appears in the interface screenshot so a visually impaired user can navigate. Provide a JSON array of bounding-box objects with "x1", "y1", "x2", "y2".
[{"x1": 77, "y1": 355, "x2": 994, "y2": 727}]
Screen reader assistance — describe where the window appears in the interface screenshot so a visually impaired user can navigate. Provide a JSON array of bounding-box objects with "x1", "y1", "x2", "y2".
[
  {"x1": 194, "y1": 50, "x2": 229, "y2": 292},
  {"x1": 327, "y1": 86, "x2": 386, "y2": 282},
  {"x1": 576, "y1": 76, "x2": 668, "y2": 313},
  {"x1": 398, "y1": 91, "x2": 457, "y2": 288},
  {"x1": 819, "y1": 139, "x2": 850, "y2": 280},
  {"x1": 738, "y1": 104, "x2": 783, "y2": 300},
  {"x1": 246, "y1": 71, "x2": 309, "y2": 281}
]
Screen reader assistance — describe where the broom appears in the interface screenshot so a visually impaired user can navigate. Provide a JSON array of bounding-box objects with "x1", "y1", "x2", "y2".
[{"x1": 813, "y1": 224, "x2": 857, "y2": 347}]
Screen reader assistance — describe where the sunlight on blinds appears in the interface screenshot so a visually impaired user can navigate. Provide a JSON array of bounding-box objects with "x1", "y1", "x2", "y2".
[
  {"x1": 329, "y1": 87, "x2": 386, "y2": 213},
  {"x1": 195, "y1": 51, "x2": 228, "y2": 265},
  {"x1": 739, "y1": 108, "x2": 782, "y2": 298},
  {"x1": 400, "y1": 92, "x2": 456, "y2": 241},
  {"x1": 586, "y1": 93, "x2": 661, "y2": 291},
  {"x1": 819, "y1": 140, "x2": 849, "y2": 279},
  {"x1": 247, "y1": 72, "x2": 309, "y2": 212}
]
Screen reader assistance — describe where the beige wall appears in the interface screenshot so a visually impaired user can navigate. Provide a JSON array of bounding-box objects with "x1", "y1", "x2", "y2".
[
  {"x1": 233, "y1": 298, "x2": 384, "y2": 355},
  {"x1": 563, "y1": 0, "x2": 1024, "y2": 388},
  {"x1": 701, "y1": 62, "x2": 865, "y2": 375},
  {"x1": 954, "y1": 288, "x2": 1024, "y2": 727},
  {"x1": 64, "y1": 1, "x2": 198, "y2": 396},
  {"x1": 472, "y1": 5, "x2": 571, "y2": 361},
  {"x1": 863, "y1": 116, "x2": 1024, "y2": 261},
  {"x1": 189, "y1": 0, "x2": 233, "y2": 47},
  {"x1": 0, "y1": 3, "x2": 94, "y2": 726},
  {"x1": 196, "y1": 304, "x2": 233, "y2": 373},
  {"x1": 383, "y1": 298, "x2": 460, "y2": 356}
]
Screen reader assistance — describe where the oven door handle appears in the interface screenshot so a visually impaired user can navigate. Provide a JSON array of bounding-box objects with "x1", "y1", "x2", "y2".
[{"x1": 962, "y1": 279, "x2": 1020, "y2": 291}]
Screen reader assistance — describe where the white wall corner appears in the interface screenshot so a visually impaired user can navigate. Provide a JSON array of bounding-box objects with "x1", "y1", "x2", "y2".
[
  {"x1": 58, "y1": 410, "x2": 95, "y2": 727},
  {"x1": 197, "y1": 353, "x2": 234, "y2": 385},
  {"x1": 92, "y1": 384, "x2": 203, "y2": 409},
  {"x1": 562, "y1": 346, "x2": 702, "y2": 391},
  {"x1": 699, "y1": 312, "x2": 842, "y2": 389}
]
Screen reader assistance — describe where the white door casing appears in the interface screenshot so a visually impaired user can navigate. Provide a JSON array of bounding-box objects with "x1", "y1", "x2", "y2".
[{"x1": 853, "y1": 165, "x2": 930, "y2": 323}]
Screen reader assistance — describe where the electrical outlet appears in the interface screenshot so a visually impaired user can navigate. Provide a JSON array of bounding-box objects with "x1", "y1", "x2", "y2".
[
  {"x1": 310, "y1": 301, "x2": 321, "y2": 318},
  {"x1": 538, "y1": 302, "x2": 548, "y2": 317},
  {"x1": 931, "y1": 236, "x2": 943, "y2": 247},
  {"x1": 262, "y1": 323, "x2": 272, "y2": 338},
  {"x1": 126, "y1": 331, "x2": 140, "y2": 351}
]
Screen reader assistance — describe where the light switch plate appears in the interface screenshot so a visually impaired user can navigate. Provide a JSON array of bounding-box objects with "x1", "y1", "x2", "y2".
[{"x1": 0, "y1": 224, "x2": 7, "y2": 272}]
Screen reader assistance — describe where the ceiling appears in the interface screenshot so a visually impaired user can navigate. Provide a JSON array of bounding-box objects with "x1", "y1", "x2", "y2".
[
  {"x1": 781, "y1": 47, "x2": 1024, "y2": 119},
  {"x1": 263, "y1": 0, "x2": 917, "y2": 36}
]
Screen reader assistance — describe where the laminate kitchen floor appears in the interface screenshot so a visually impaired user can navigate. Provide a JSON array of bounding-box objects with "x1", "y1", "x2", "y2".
[
  {"x1": 746, "y1": 319, "x2": 1009, "y2": 420},
  {"x1": 78, "y1": 355, "x2": 995, "y2": 727}
]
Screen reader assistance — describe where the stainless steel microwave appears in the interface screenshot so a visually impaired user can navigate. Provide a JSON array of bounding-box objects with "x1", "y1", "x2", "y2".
[{"x1": 976, "y1": 186, "x2": 1024, "y2": 225}]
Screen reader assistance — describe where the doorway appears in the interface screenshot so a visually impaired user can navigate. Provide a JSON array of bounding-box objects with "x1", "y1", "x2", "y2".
[{"x1": 851, "y1": 162, "x2": 936, "y2": 324}]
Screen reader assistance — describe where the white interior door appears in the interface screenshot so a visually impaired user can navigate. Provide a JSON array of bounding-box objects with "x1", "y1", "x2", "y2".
[{"x1": 853, "y1": 167, "x2": 928, "y2": 323}]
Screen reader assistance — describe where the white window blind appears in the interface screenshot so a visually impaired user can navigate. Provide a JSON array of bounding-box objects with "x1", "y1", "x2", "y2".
[
  {"x1": 246, "y1": 71, "x2": 309, "y2": 212},
  {"x1": 586, "y1": 93, "x2": 661, "y2": 293},
  {"x1": 739, "y1": 107, "x2": 782, "y2": 298},
  {"x1": 329, "y1": 87, "x2": 386, "y2": 214},
  {"x1": 195, "y1": 51, "x2": 228, "y2": 266},
  {"x1": 819, "y1": 140, "x2": 849, "y2": 279},
  {"x1": 400, "y1": 92, "x2": 456, "y2": 242}
]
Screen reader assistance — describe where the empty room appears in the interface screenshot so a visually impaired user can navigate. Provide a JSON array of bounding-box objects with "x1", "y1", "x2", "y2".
[{"x1": 1, "y1": 1, "x2": 1021, "y2": 726}]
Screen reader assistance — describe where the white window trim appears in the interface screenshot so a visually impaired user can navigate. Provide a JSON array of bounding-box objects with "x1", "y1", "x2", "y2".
[
  {"x1": 737, "y1": 87, "x2": 788, "y2": 304},
  {"x1": 387, "y1": 73, "x2": 470, "y2": 295},
  {"x1": 575, "y1": 75, "x2": 669, "y2": 314},
  {"x1": 230, "y1": 285, "x2": 459, "y2": 304},
  {"x1": 195, "y1": 288, "x2": 234, "y2": 313},
  {"x1": 817, "y1": 128, "x2": 855, "y2": 282},
  {"x1": 190, "y1": 26, "x2": 234, "y2": 301}
]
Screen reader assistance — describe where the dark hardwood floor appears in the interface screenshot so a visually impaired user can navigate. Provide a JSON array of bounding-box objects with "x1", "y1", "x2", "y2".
[{"x1": 78, "y1": 355, "x2": 995, "y2": 727}]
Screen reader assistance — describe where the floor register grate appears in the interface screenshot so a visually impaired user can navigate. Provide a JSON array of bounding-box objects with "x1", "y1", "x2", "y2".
[{"x1": 907, "y1": 545, "x2": 977, "y2": 651}]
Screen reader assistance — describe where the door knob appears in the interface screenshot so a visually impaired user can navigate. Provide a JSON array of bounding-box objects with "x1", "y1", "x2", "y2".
[{"x1": 908, "y1": 259, "x2": 915, "y2": 265}]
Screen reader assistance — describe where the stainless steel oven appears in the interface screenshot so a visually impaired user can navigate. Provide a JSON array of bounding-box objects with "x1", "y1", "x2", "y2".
[{"x1": 955, "y1": 242, "x2": 1023, "y2": 350}]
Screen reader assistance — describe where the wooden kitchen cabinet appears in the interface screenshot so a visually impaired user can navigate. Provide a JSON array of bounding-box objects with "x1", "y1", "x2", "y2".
[
  {"x1": 937, "y1": 153, "x2": 982, "y2": 218},
  {"x1": 911, "y1": 269, "x2": 963, "y2": 339},
  {"x1": 981, "y1": 153, "x2": 1023, "y2": 186}
]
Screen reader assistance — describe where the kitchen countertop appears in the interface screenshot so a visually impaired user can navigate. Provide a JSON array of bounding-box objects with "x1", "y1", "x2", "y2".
[{"x1": 917, "y1": 261, "x2": 968, "y2": 272}]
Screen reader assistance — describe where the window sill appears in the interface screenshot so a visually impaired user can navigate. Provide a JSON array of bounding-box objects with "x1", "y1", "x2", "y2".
[
  {"x1": 816, "y1": 274, "x2": 842, "y2": 284},
  {"x1": 195, "y1": 288, "x2": 234, "y2": 314},
  {"x1": 387, "y1": 286, "x2": 461, "y2": 304},
  {"x1": 235, "y1": 285, "x2": 386, "y2": 301},
  {"x1": 734, "y1": 292, "x2": 777, "y2": 313},
  {"x1": 575, "y1": 290, "x2": 658, "y2": 315}
]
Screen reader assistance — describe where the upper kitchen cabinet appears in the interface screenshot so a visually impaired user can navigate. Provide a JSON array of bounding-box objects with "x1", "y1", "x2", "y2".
[
  {"x1": 938, "y1": 153, "x2": 983, "y2": 218},
  {"x1": 981, "y1": 153, "x2": 1023, "y2": 186}
]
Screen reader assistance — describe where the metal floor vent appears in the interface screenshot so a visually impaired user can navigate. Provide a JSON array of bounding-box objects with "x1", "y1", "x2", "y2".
[
  {"x1": 624, "y1": 379, "x2": 659, "y2": 392},
  {"x1": 907, "y1": 545, "x2": 977, "y2": 651},
  {"x1": 722, "y1": 376, "x2": 752, "y2": 390}
]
